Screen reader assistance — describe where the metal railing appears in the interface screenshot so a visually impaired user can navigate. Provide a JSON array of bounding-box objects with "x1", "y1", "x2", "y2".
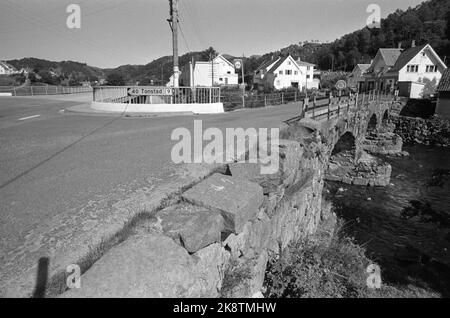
[
  {"x1": 0, "y1": 85, "x2": 93, "y2": 96},
  {"x1": 92, "y1": 86, "x2": 221, "y2": 104}
]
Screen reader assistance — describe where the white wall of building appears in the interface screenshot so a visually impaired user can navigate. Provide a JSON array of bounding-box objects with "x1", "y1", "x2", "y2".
[
  {"x1": 273, "y1": 57, "x2": 304, "y2": 90},
  {"x1": 398, "y1": 49, "x2": 444, "y2": 84}
]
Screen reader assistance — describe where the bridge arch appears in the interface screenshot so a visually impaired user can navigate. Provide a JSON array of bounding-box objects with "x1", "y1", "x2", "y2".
[
  {"x1": 367, "y1": 113, "x2": 378, "y2": 132},
  {"x1": 382, "y1": 109, "x2": 389, "y2": 125},
  {"x1": 331, "y1": 131, "x2": 356, "y2": 156}
]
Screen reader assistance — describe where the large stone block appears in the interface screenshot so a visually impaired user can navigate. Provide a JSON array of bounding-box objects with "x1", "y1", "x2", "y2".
[
  {"x1": 279, "y1": 139, "x2": 304, "y2": 187},
  {"x1": 223, "y1": 210, "x2": 272, "y2": 259},
  {"x1": 192, "y1": 243, "x2": 230, "y2": 297},
  {"x1": 228, "y1": 163, "x2": 283, "y2": 195},
  {"x1": 60, "y1": 233, "x2": 203, "y2": 298},
  {"x1": 182, "y1": 174, "x2": 264, "y2": 233},
  {"x1": 157, "y1": 204, "x2": 225, "y2": 253}
]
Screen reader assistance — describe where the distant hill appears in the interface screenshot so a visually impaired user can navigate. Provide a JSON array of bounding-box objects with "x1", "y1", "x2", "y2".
[
  {"x1": 7, "y1": 58, "x2": 104, "y2": 85},
  {"x1": 4, "y1": 0, "x2": 450, "y2": 85}
]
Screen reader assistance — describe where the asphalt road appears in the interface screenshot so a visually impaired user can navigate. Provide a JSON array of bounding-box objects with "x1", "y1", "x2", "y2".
[{"x1": 0, "y1": 94, "x2": 301, "y2": 296}]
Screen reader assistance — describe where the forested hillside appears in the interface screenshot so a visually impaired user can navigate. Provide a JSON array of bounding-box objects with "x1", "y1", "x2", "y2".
[{"x1": 5, "y1": 0, "x2": 450, "y2": 86}]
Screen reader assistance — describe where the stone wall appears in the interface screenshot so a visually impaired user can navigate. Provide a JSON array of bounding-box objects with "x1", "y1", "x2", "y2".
[
  {"x1": 392, "y1": 115, "x2": 450, "y2": 147},
  {"x1": 61, "y1": 136, "x2": 329, "y2": 298}
]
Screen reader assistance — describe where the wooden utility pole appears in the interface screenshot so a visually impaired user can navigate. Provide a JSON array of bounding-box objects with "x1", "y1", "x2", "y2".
[
  {"x1": 168, "y1": 0, "x2": 180, "y2": 87},
  {"x1": 242, "y1": 54, "x2": 245, "y2": 108}
]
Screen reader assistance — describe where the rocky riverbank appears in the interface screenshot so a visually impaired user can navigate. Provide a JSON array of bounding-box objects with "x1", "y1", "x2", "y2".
[{"x1": 392, "y1": 115, "x2": 450, "y2": 147}]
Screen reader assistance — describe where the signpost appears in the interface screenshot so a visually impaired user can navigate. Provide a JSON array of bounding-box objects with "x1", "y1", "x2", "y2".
[
  {"x1": 335, "y1": 80, "x2": 347, "y2": 92},
  {"x1": 234, "y1": 58, "x2": 245, "y2": 108},
  {"x1": 127, "y1": 87, "x2": 172, "y2": 96}
]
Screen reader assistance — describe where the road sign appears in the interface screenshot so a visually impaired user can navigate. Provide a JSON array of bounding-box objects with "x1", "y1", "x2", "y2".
[
  {"x1": 127, "y1": 87, "x2": 172, "y2": 96},
  {"x1": 234, "y1": 59, "x2": 242, "y2": 70},
  {"x1": 335, "y1": 80, "x2": 347, "y2": 91}
]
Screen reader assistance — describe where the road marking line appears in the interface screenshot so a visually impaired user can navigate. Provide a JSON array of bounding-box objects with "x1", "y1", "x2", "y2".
[{"x1": 18, "y1": 115, "x2": 41, "y2": 121}]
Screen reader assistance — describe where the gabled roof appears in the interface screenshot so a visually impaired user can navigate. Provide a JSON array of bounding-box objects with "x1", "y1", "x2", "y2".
[
  {"x1": 437, "y1": 68, "x2": 450, "y2": 92},
  {"x1": 365, "y1": 48, "x2": 402, "y2": 74},
  {"x1": 214, "y1": 54, "x2": 234, "y2": 68},
  {"x1": 378, "y1": 48, "x2": 403, "y2": 67},
  {"x1": 195, "y1": 54, "x2": 234, "y2": 67},
  {"x1": 267, "y1": 56, "x2": 290, "y2": 74},
  {"x1": 356, "y1": 64, "x2": 371, "y2": 72},
  {"x1": 388, "y1": 44, "x2": 428, "y2": 73},
  {"x1": 255, "y1": 57, "x2": 280, "y2": 72},
  {"x1": 296, "y1": 60, "x2": 315, "y2": 67}
]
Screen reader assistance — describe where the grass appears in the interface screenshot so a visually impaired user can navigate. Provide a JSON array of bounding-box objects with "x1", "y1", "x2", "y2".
[
  {"x1": 43, "y1": 165, "x2": 230, "y2": 297},
  {"x1": 263, "y1": 218, "x2": 440, "y2": 298}
]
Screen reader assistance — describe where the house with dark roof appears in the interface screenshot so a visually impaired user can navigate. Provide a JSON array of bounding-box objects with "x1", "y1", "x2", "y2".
[
  {"x1": 361, "y1": 42, "x2": 447, "y2": 98},
  {"x1": 436, "y1": 68, "x2": 450, "y2": 119},
  {"x1": 252, "y1": 55, "x2": 317, "y2": 91}
]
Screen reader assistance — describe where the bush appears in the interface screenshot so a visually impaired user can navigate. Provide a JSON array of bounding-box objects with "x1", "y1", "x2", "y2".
[{"x1": 264, "y1": 219, "x2": 439, "y2": 298}]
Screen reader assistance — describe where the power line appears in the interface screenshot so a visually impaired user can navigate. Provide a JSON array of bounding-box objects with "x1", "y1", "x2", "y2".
[
  {"x1": 2, "y1": 0, "x2": 144, "y2": 65},
  {"x1": 178, "y1": 22, "x2": 191, "y2": 53},
  {"x1": 0, "y1": 0, "x2": 126, "y2": 34}
]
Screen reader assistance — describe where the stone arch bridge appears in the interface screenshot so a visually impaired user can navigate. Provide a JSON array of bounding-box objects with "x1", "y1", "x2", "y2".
[{"x1": 291, "y1": 94, "x2": 405, "y2": 187}]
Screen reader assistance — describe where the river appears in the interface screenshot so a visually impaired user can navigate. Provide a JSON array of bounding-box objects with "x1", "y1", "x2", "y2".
[{"x1": 325, "y1": 144, "x2": 450, "y2": 296}]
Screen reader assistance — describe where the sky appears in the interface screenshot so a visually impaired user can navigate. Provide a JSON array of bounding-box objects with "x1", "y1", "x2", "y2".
[{"x1": 0, "y1": 0, "x2": 425, "y2": 68}]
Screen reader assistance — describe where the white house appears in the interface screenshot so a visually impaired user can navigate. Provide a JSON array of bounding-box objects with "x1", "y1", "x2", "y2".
[
  {"x1": 253, "y1": 55, "x2": 317, "y2": 91},
  {"x1": 362, "y1": 43, "x2": 447, "y2": 98},
  {"x1": 168, "y1": 54, "x2": 238, "y2": 87},
  {"x1": 296, "y1": 59, "x2": 319, "y2": 89},
  {"x1": 0, "y1": 61, "x2": 19, "y2": 75}
]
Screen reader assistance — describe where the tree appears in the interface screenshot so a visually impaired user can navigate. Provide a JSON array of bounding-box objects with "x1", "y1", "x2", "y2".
[
  {"x1": 201, "y1": 47, "x2": 218, "y2": 61},
  {"x1": 106, "y1": 73, "x2": 125, "y2": 86},
  {"x1": 446, "y1": 10, "x2": 450, "y2": 41}
]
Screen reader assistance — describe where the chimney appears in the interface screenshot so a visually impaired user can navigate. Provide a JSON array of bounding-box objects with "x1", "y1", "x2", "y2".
[
  {"x1": 398, "y1": 42, "x2": 402, "y2": 49},
  {"x1": 411, "y1": 40, "x2": 416, "y2": 48}
]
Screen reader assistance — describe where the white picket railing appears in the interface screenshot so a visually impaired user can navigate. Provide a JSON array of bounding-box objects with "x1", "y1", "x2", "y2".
[{"x1": 92, "y1": 86, "x2": 221, "y2": 104}]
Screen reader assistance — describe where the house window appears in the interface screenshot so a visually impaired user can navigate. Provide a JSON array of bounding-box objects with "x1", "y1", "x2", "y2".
[
  {"x1": 307, "y1": 66, "x2": 310, "y2": 71},
  {"x1": 307, "y1": 75, "x2": 310, "y2": 79},
  {"x1": 287, "y1": 61, "x2": 291, "y2": 65},
  {"x1": 426, "y1": 65, "x2": 437, "y2": 72},
  {"x1": 294, "y1": 71, "x2": 298, "y2": 75},
  {"x1": 285, "y1": 70, "x2": 292, "y2": 75},
  {"x1": 227, "y1": 71, "x2": 231, "y2": 74},
  {"x1": 276, "y1": 80, "x2": 280, "y2": 86},
  {"x1": 407, "y1": 65, "x2": 418, "y2": 72},
  {"x1": 279, "y1": 70, "x2": 283, "y2": 75}
]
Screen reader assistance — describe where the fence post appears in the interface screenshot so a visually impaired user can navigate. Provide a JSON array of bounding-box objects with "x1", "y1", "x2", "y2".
[
  {"x1": 294, "y1": 91, "x2": 297, "y2": 102},
  {"x1": 312, "y1": 96, "x2": 316, "y2": 118},
  {"x1": 281, "y1": 92, "x2": 284, "y2": 104},
  {"x1": 30, "y1": 86, "x2": 33, "y2": 96},
  {"x1": 13, "y1": 86, "x2": 16, "y2": 96},
  {"x1": 264, "y1": 95, "x2": 267, "y2": 107}
]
